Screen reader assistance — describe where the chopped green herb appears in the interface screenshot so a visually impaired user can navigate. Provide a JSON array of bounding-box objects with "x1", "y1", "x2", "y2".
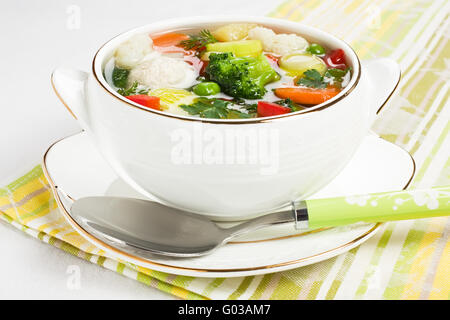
[
  {"x1": 228, "y1": 110, "x2": 253, "y2": 119},
  {"x1": 180, "y1": 98, "x2": 253, "y2": 119},
  {"x1": 273, "y1": 98, "x2": 305, "y2": 112},
  {"x1": 297, "y1": 68, "x2": 351, "y2": 89},
  {"x1": 231, "y1": 98, "x2": 257, "y2": 115},
  {"x1": 117, "y1": 81, "x2": 148, "y2": 96},
  {"x1": 296, "y1": 69, "x2": 328, "y2": 88},
  {"x1": 180, "y1": 29, "x2": 217, "y2": 55},
  {"x1": 112, "y1": 67, "x2": 129, "y2": 88},
  {"x1": 324, "y1": 67, "x2": 352, "y2": 83}
]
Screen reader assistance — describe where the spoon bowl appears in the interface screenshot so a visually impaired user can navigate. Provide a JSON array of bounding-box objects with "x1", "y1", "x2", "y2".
[{"x1": 71, "y1": 197, "x2": 232, "y2": 256}]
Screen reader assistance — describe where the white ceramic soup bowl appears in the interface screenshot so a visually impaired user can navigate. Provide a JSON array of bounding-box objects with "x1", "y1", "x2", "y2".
[{"x1": 52, "y1": 16, "x2": 400, "y2": 220}]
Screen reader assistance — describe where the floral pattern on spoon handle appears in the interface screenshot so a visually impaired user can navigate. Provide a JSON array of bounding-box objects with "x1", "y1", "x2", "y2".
[{"x1": 305, "y1": 186, "x2": 450, "y2": 229}]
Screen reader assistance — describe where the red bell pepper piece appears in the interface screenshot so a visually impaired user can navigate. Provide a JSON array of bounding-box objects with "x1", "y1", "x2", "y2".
[
  {"x1": 257, "y1": 101, "x2": 291, "y2": 117},
  {"x1": 323, "y1": 49, "x2": 347, "y2": 70},
  {"x1": 125, "y1": 95, "x2": 160, "y2": 110}
]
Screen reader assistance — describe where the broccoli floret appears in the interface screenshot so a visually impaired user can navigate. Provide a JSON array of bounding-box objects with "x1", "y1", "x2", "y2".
[{"x1": 205, "y1": 52, "x2": 280, "y2": 99}]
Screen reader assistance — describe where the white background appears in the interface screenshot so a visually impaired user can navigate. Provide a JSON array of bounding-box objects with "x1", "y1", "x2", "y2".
[{"x1": 0, "y1": 0, "x2": 280, "y2": 299}]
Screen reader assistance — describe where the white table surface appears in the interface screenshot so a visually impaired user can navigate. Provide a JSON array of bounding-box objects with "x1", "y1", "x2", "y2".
[{"x1": 0, "y1": 0, "x2": 280, "y2": 299}]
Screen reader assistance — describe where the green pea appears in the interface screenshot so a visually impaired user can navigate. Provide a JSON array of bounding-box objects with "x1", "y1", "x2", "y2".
[
  {"x1": 307, "y1": 43, "x2": 326, "y2": 55},
  {"x1": 193, "y1": 82, "x2": 221, "y2": 96}
]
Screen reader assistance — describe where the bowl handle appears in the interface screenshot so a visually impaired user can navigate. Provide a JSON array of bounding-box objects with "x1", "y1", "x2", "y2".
[
  {"x1": 51, "y1": 68, "x2": 90, "y2": 130},
  {"x1": 362, "y1": 58, "x2": 401, "y2": 116}
]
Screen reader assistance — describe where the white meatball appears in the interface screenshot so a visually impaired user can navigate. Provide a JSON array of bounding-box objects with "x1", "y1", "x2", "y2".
[
  {"x1": 247, "y1": 27, "x2": 276, "y2": 50},
  {"x1": 114, "y1": 34, "x2": 153, "y2": 69},
  {"x1": 271, "y1": 34, "x2": 309, "y2": 56},
  {"x1": 248, "y1": 26, "x2": 309, "y2": 56},
  {"x1": 128, "y1": 56, "x2": 198, "y2": 89}
]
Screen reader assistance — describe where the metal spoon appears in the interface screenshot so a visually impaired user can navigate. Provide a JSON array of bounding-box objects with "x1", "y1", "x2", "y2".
[
  {"x1": 70, "y1": 186, "x2": 450, "y2": 257},
  {"x1": 70, "y1": 196, "x2": 306, "y2": 257}
]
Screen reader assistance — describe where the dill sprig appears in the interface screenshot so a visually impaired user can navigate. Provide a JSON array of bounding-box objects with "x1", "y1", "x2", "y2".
[{"x1": 180, "y1": 29, "x2": 217, "y2": 55}]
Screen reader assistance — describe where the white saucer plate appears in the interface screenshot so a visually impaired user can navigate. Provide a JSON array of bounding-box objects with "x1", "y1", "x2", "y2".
[{"x1": 43, "y1": 132, "x2": 415, "y2": 277}]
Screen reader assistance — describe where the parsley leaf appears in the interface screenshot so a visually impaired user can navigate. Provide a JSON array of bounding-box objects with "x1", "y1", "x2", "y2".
[
  {"x1": 112, "y1": 67, "x2": 130, "y2": 88},
  {"x1": 296, "y1": 69, "x2": 328, "y2": 88},
  {"x1": 180, "y1": 98, "x2": 252, "y2": 119},
  {"x1": 297, "y1": 68, "x2": 352, "y2": 89},
  {"x1": 324, "y1": 67, "x2": 352, "y2": 83}
]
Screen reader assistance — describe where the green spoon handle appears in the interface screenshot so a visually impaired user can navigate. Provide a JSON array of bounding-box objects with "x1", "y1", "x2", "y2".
[{"x1": 304, "y1": 186, "x2": 450, "y2": 229}]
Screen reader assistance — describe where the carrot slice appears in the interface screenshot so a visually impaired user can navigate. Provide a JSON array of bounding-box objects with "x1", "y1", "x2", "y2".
[
  {"x1": 151, "y1": 33, "x2": 189, "y2": 47},
  {"x1": 274, "y1": 87, "x2": 341, "y2": 105}
]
